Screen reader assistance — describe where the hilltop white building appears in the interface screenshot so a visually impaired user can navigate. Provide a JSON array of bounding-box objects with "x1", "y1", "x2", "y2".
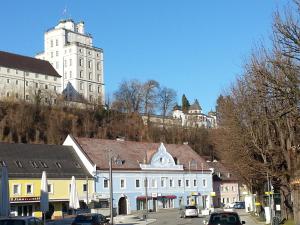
[
  {"x1": 36, "y1": 19, "x2": 105, "y2": 104},
  {"x1": 0, "y1": 51, "x2": 61, "y2": 104},
  {"x1": 173, "y1": 100, "x2": 217, "y2": 128}
]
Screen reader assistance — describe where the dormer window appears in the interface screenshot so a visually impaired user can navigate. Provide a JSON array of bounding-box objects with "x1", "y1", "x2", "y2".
[
  {"x1": 0, "y1": 160, "x2": 6, "y2": 167},
  {"x1": 160, "y1": 158, "x2": 163, "y2": 163},
  {"x1": 173, "y1": 157, "x2": 178, "y2": 165},
  {"x1": 40, "y1": 161, "x2": 48, "y2": 168},
  {"x1": 30, "y1": 161, "x2": 39, "y2": 168},
  {"x1": 15, "y1": 161, "x2": 22, "y2": 168},
  {"x1": 227, "y1": 173, "x2": 231, "y2": 178}
]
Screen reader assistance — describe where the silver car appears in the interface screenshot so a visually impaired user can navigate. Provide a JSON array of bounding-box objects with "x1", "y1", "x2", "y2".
[{"x1": 180, "y1": 205, "x2": 198, "y2": 218}]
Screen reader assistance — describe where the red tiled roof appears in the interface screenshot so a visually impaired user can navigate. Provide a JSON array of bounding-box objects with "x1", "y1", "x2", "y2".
[
  {"x1": 74, "y1": 137, "x2": 210, "y2": 171},
  {"x1": 0, "y1": 51, "x2": 61, "y2": 77}
]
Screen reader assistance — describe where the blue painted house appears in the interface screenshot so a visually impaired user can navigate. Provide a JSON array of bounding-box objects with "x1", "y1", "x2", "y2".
[{"x1": 64, "y1": 135, "x2": 213, "y2": 214}]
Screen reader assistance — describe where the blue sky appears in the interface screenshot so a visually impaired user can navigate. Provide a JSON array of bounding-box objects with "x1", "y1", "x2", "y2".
[{"x1": 0, "y1": 0, "x2": 288, "y2": 113}]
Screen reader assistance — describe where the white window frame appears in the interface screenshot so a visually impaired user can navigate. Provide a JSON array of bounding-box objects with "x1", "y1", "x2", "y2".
[
  {"x1": 169, "y1": 179, "x2": 173, "y2": 187},
  {"x1": 26, "y1": 184, "x2": 33, "y2": 195},
  {"x1": 103, "y1": 179, "x2": 109, "y2": 189},
  {"x1": 13, "y1": 184, "x2": 21, "y2": 195},
  {"x1": 83, "y1": 184, "x2": 88, "y2": 192},
  {"x1": 185, "y1": 179, "x2": 190, "y2": 187},
  {"x1": 151, "y1": 178, "x2": 157, "y2": 188},
  {"x1": 120, "y1": 178, "x2": 126, "y2": 189},
  {"x1": 178, "y1": 179, "x2": 182, "y2": 187},
  {"x1": 48, "y1": 184, "x2": 54, "y2": 194},
  {"x1": 202, "y1": 178, "x2": 207, "y2": 188},
  {"x1": 135, "y1": 179, "x2": 140, "y2": 188}
]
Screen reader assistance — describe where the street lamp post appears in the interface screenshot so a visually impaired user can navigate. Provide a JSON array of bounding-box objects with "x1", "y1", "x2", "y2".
[
  {"x1": 109, "y1": 154, "x2": 114, "y2": 225},
  {"x1": 145, "y1": 177, "x2": 148, "y2": 220},
  {"x1": 108, "y1": 150, "x2": 124, "y2": 225}
]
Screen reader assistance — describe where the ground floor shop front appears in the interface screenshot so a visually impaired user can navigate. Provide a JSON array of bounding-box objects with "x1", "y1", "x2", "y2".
[
  {"x1": 110, "y1": 192, "x2": 213, "y2": 214},
  {"x1": 10, "y1": 198, "x2": 86, "y2": 219}
]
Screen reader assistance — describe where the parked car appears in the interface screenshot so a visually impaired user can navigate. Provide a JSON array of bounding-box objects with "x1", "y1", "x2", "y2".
[
  {"x1": 0, "y1": 217, "x2": 43, "y2": 225},
  {"x1": 180, "y1": 205, "x2": 198, "y2": 218},
  {"x1": 204, "y1": 212, "x2": 246, "y2": 225},
  {"x1": 233, "y1": 201, "x2": 245, "y2": 209},
  {"x1": 72, "y1": 213, "x2": 109, "y2": 225},
  {"x1": 225, "y1": 202, "x2": 236, "y2": 208}
]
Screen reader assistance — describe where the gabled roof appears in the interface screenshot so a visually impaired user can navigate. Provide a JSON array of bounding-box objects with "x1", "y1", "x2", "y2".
[
  {"x1": 0, "y1": 143, "x2": 91, "y2": 178},
  {"x1": 0, "y1": 51, "x2": 61, "y2": 77},
  {"x1": 73, "y1": 137, "x2": 210, "y2": 171},
  {"x1": 189, "y1": 99, "x2": 202, "y2": 111},
  {"x1": 206, "y1": 161, "x2": 239, "y2": 182}
]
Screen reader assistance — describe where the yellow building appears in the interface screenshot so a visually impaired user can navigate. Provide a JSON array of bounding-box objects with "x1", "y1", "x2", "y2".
[{"x1": 0, "y1": 143, "x2": 94, "y2": 219}]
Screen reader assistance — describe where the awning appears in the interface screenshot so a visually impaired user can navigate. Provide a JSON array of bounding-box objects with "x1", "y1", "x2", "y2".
[
  {"x1": 136, "y1": 196, "x2": 152, "y2": 200},
  {"x1": 160, "y1": 195, "x2": 177, "y2": 199}
]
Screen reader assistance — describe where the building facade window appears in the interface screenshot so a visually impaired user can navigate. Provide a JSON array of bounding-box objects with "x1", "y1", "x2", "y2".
[
  {"x1": 79, "y1": 59, "x2": 83, "y2": 66},
  {"x1": 193, "y1": 179, "x2": 197, "y2": 187},
  {"x1": 169, "y1": 179, "x2": 173, "y2": 187},
  {"x1": 83, "y1": 184, "x2": 87, "y2": 192},
  {"x1": 97, "y1": 62, "x2": 100, "y2": 70},
  {"x1": 178, "y1": 179, "x2": 182, "y2": 187},
  {"x1": 56, "y1": 51, "x2": 59, "y2": 57},
  {"x1": 135, "y1": 179, "x2": 140, "y2": 188},
  {"x1": 16, "y1": 80, "x2": 19, "y2": 86},
  {"x1": 50, "y1": 40, "x2": 53, "y2": 47},
  {"x1": 47, "y1": 184, "x2": 53, "y2": 194},
  {"x1": 103, "y1": 179, "x2": 108, "y2": 188},
  {"x1": 56, "y1": 39, "x2": 58, "y2": 46},
  {"x1": 151, "y1": 179, "x2": 157, "y2": 188},
  {"x1": 7, "y1": 79, "x2": 9, "y2": 84},
  {"x1": 88, "y1": 61, "x2": 92, "y2": 68},
  {"x1": 13, "y1": 184, "x2": 21, "y2": 195},
  {"x1": 89, "y1": 84, "x2": 93, "y2": 92},
  {"x1": 185, "y1": 179, "x2": 190, "y2": 187},
  {"x1": 97, "y1": 74, "x2": 101, "y2": 82},
  {"x1": 202, "y1": 179, "x2": 207, "y2": 187},
  {"x1": 89, "y1": 72, "x2": 92, "y2": 80},
  {"x1": 80, "y1": 70, "x2": 83, "y2": 78},
  {"x1": 69, "y1": 59, "x2": 72, "y2": 66},
  {"x1": 26, "y1": 184, "x2": 33, "y2": 194},
  {"x1": 120, "y1": 179, "x2": 126, "y2": 189},
  {"x1": 69, "y1": 71, "x2": 72, "y2": 78},
  {"x1": 80, "y1": 82, "x2": 84, "y2": 90}
]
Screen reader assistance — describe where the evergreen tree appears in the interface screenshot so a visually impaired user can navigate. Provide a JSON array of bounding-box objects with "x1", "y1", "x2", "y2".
[{"x1": 182, "y1": 94, "x2": 190, "y2": 113}]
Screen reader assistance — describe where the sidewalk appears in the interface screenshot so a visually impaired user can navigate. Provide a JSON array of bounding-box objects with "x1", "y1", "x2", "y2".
[{"x1": 114, "y1": 214, "x2": 156, "y2": 225}]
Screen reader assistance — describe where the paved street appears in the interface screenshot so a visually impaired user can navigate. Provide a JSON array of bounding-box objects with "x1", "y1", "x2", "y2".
[
  {"x1": 148, "y1": 209, "x2": 260, "y2": 225},
  {"x1": 47, "y1": 209, "x2": 261, "y2": 225}
]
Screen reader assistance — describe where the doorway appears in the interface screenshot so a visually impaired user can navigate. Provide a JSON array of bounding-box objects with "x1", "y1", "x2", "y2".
[{"x1": 118, "y1": 197, "x2": 127, "y2": 215}]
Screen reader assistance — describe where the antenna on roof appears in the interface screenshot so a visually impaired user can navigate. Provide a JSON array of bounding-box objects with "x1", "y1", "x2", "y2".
[{"x1": 62, "y1": 5, "x2": 67, "y2": 19}]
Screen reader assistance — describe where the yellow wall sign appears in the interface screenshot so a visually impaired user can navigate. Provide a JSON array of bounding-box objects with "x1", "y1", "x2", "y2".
[{"x1": 255, "y1": 202, "x2": 261, "y2": 206}]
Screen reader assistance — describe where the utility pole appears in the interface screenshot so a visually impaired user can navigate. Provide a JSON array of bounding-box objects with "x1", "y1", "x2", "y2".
[
  {"x1": 86, "y1": 176, "x2": 89, "y2": 208},
  {"x1": 267, "y1": 172, "x2": 272, "y2": 225},
  {"x1": 109, "y1": 154, "x2": 114, "y2": 225},
  {"x1": 145, "y1": 177, "x2": 148, "y2": 220}
]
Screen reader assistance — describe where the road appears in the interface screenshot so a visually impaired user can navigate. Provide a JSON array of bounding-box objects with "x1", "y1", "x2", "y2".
[
  {"x1": 149, "y1": 209, "x2": 259, "y2": 225},
  {"x1": 47, "y1": 209, "x2": 260, "y2": 225}
]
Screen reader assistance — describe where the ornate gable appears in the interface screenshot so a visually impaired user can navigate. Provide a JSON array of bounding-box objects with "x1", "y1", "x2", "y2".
[{"x1": 140, "y1": 143, "x2": 183, "y2": 170}]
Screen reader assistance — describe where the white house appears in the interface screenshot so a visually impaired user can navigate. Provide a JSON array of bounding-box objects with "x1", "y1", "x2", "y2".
[
  {"x1": 0, "y1": 51, "x2": 61, "y2": 104},
  {"x1": 173, "y1": 100, "x2": 217, "y2": 128},
  {"x1": 36, "y1": 19, "x2": 104, "y2": 104}
]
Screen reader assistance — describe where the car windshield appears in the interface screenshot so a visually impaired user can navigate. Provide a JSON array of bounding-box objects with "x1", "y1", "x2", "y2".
[
  {"x1": 209, "y1": 213, "x2": 241, "y2": 225},
  {"x1": 185, "y1": 206, "x2": 197, "y2": 209},
  {"x1": 0, "y1": 220, "x2": 25, "y2": 225}
]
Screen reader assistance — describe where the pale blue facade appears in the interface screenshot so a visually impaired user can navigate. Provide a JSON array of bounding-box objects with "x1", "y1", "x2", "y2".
[{"x1": 94, "y1": 144, "x2": 213, "y2": 214}]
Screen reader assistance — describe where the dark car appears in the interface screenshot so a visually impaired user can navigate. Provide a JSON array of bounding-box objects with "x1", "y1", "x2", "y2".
[
  {"x1": 205, "y1": 212, "x2": 246, "y2": 225},
  {"x1": 72, "y1": 213, "x2": 109, "y2": 225},
  {"x1": 0, "y1": 217, "x2": 43, "y2": 225},
  {"x1": 233, "y1": 202, "x2": 245, "y2": 209}
]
